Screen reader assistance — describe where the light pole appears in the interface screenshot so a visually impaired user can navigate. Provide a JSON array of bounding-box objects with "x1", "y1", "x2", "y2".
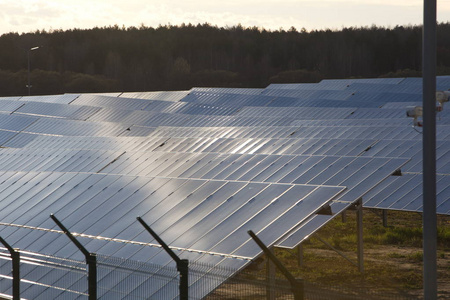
[{"x1": 27, "y1": 46, "x2": 40, "y2": 96}]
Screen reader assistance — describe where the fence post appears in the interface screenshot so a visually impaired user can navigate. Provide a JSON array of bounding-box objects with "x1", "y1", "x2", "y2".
[
  {"x1": 0, "y1": 237, "x2": 20, "y2": 300},
  {"x1": 179, "y1": 259, "x2": 189, "y2": 299},
  {"x1": 137, "y1": 217, "x2": 189, "y2": 300},
  {"x1": 50, "y1": 214, "x2": 97, "y2": 300},
  {"x1": 266, "y1": 254, "x2": 276, "y2": 300},
  {"x1": 87, "y1": 253, "x2": 97, "y2": 299},
  {"x1": 248, "y1": 230, "x2": 304, "y2": 300}
]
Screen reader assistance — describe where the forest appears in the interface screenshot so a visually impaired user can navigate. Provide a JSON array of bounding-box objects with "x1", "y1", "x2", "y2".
[{"x1": 1, "y1": 23, "x2": 450, "y2": 96}]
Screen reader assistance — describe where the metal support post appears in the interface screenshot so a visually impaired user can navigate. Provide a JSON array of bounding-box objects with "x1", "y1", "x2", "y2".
[
  {"x1": 50, "y1": 214, "x2": 97, "y2": 300},
  {"x1": 137, "y1": 217, "x2": 189, "y2": 300},
  {"x1": 0, "y1": 237, "x2": 20, "y2": 300},
  {"x1": 341, "y1": 210, "x2": 347, "y2": 223},
  {"x1": 382, "y1": 210, "x2": 388, "y2": 227},
  {"x1": 248, "y1": 230, "x2": 304, "y2": 300},
  {"x1": 266, "y1": 252, "x2": 276, "y2": 300},
  {"x1": 423, "y1": 0, "x2": 438, "y2": 298},
  {"x1": 297, "y1": 244, "x2": 304, "y2": 268},
  {"x1": 355, "y1": 199, "x2": 364, "y2": 274},
  {"x1": 87, "y1": 254, "x2": 97, "y2": 299}
]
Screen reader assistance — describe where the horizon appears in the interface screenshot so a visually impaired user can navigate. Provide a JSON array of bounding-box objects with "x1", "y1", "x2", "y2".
[{"x1": 2, "y1": 0, "x2": 450, "y2": 36}]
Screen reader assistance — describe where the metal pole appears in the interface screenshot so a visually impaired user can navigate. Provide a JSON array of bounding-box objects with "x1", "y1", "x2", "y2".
[
  {"x1": 50, "y1": 214, "x2": 97, "y2": 300},
  {"x1": 356, "y1": 199, "x2": 364, "y2": 274},
  {"x1": 423, "y1": 0, "x2": 438, "y2": 299},
  {"x1": 248, "y1": 230, "x2": 304, "y2": 300},
  {"x1": 0, "y1": 237, "x2": 20, "y2": 300},
  {"x1": 27, "y1": 50, "x2": 31, "y2": 96},
  {"x1": 137, "y1": 217, "x2": 189, "y2": 300},
  {"x1": 266, "y1": 253, "x2": 276, "y2": 300},
  {"x1": 341, "y1": 210, "x2": 347, "y2": 223},
  {"x1": 87, "y1": 254, "x2": 97, "y2": 300},
  {"x1": 27, "y1": 46, "x2": 40, "y2": 96},
  {"x1": 297, "y1": 244, "x2": 304, "y2": 268},
  {"x1": 179, "y1": 259, "x2": 189, "y2": 300},
  {"x1": 382, "y1": 210, "x2": 388, "y2": 228}
]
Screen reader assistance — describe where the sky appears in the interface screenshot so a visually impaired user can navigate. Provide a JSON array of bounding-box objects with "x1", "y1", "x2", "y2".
[{"x1": 1, "y1": 0, "x2": 450, "y2": 35}]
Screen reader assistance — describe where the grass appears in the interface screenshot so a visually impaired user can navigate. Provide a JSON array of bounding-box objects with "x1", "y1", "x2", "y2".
[{"x1": 264, "y1": 210, "x2": 450, "y2": 298}]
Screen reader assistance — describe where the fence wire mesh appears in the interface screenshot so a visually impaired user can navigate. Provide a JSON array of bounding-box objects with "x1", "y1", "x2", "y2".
[
  {"x1": 0, "y1": 249, "x2": 420, "y2": 300},
  {"x1": 96, "y1": 254, "x2": 179, "y2": 299},
  {"x1": 0, "y1": 249, "x2": 88, "y2": 299}
]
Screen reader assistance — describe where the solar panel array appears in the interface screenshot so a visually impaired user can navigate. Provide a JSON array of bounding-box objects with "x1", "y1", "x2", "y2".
[{"x1": 0, "y1": 76, "x2": 448, "y2": 299}]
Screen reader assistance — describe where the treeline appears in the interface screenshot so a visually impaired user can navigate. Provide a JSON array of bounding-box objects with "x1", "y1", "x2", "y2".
[{"x1": 2, "y1": 23, "x2": 450, "y2": 96}]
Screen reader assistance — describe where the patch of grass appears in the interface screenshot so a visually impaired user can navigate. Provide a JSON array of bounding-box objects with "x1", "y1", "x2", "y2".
[
  {"x1": 383, "y1": 227, "x2": 423, "y2": 247},
  {"x1": 406, "y1": 251, "x2": 423, "y2": 263},
  {"x1": 266, "y1": 210, "x2": 450, "y2": 297},
  {"x1": 387, "y1": 252, "x2": 406, "y2": 259},
  {"x1": 438, "y1": 226, "x2": 450, "y2": 249},
  {"x1": 401, "y1": 270, "x2": 423, "y2": 289}
]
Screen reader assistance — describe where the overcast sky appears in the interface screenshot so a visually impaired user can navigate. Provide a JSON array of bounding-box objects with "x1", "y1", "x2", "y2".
[{"x1": 1, "y1": 0, "x2": 450, "y2": 35}]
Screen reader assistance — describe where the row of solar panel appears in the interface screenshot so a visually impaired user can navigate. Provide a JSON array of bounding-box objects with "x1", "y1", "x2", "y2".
[
  {"x1": 15, "y1": 126, "x2": 450, "y2": 155},
  {"x1": 1, "y1": 113, "x2": 413, "y2": 140},
  {"x1": 5, "y1": 76, "x2": 448, "y2": 106},
  {"x1": 3, "y1": 85, "x2": 440, "y2": 115},
  {"x1": 12, "y1": 128, "x2": 450, "y2": 176},
  {"x1": 0, "y1": 171, "x2": 344, "y2": 299},
  {"x1": 2, "y1": 97, "x2": 426, "y2": 124},
  {"x1": 364, "y1": 173, "x2": 450, "y2": 214},
  {"x1": 0, "y1": 143, "x2": 407, "y2": 213},
  {"x1": 266, "y1": 76, "x2": 450, "y2": 90}
]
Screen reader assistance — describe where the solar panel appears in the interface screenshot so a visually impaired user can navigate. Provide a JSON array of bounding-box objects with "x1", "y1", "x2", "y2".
[
  {"x1": 346, "y1": 108, "x2": 407, "y2": 119},
  {"x1": 70, "y1": 94, "x2": 151, "y2": 110},
  {"x1": 181, "y1": 92, "x2": 274, "y2": 107},
  {"x1": 381, "y1": 102, "x2": 422, "y2": 109},
  {"x1": 348, "y1": 91, "x2": 422, "y2": 103},
  {"x1": 18, "y1": 94, "x2": 80, "y2": 104},
  {"x1": 265, "y1": 82, "x2": 335, "y2": 90},
  {"x1": 0, "y1": 172, "x2": 344, "y2": 299},
  {"x1": 361, "y1": 140, "x2": 450, "y2": 173},
  {"x1": 23, "y1": 118, "x2": 129, "y2": 137},
  {"x1": 0, "y1": 100, "x2": 27, "y2": 113},
  {"x1": 121, "y1": 90, "x2": 190, "y2": 101},
  {"x1": 235, "y1": 107, "x2": 355, "y2": 119},
  {"x1": 0, "y1": 149, "x2": 123, "y2": 173},
  {"x1": 363, "y1": 174, "x2": 450, "y2": 215},
  {"x1": 0, "y1": 76, "x2": 449, "y2": 299},
  {"x1": 1, "y1": 133, "x2": 39, "y2": 148},
  {"x1": 0, "y1": 130, "x2": 20, "y2": 146},
  {"x1": 13, "y1": 101, "x2": 101, "y2": 120},
  {"x1": 190, "y1": 87, "x2": 264, "y2": 95},
  {"x1": 347, "y1": 82, "x2": 422, "y2": 94}
]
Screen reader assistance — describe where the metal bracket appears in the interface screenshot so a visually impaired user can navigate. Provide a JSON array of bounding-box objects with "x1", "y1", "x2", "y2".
[
  {"x1": 137, "y1": 216, "x2": 189, "y2": 300},
  {"x1": 248, "y1": 230, "x2": 304, "y2": 300},
  {"x1": 316, "y1": 204, "x2": 333, "y2": 215},
  {"x1": 50, "y1": 214, "x2": 97, "y2": 300}
]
